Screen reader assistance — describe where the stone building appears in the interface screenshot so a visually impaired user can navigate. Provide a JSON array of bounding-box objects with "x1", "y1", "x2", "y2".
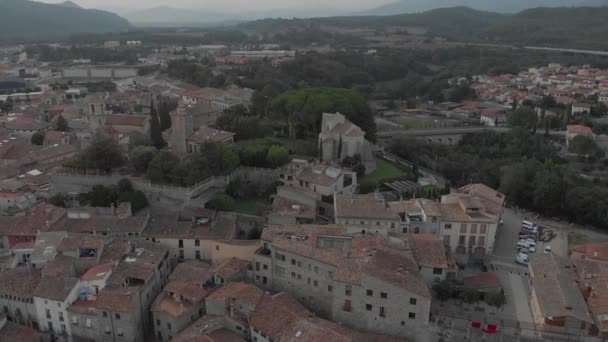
[{"x1": 252, "y1": 225, "x2": 430, "y2": 340}]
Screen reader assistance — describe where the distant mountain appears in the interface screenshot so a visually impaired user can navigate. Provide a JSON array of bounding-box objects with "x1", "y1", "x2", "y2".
[
  {"x1": 360, "y1": 0, "x2": 608, "y2": 15},
  {"x1": 124, "y1": 6, "x2": 229, "y2": 27},
  {"x1": 124, "y1": 4, "x2": 343, "y2": 27},
  {"x1": 0, "y1": 0, "x2": 132, "y2": 38},
  {"x1": 58, "y1": 1, "x2": 81, "y2": 9}
]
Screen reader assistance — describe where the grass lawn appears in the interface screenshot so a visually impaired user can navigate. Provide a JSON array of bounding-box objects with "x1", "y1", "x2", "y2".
[
  {"x1": 233, "y1": 198, "x2": 271, "y2": 217},
  {"x1": 361, "y1": 159, "x2": 407, "y2": 184}
]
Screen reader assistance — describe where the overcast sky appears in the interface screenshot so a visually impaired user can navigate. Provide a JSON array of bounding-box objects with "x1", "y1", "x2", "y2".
[{"x1": 37, "y1": 0, "x2": 393, "y2": 13}]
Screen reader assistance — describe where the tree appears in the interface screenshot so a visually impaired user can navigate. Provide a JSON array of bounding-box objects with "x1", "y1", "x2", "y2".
[
  {"x1": 118, "y1": 178, "x2": 133, "y2": 193},
  {"x1": 206, "y1": 194, "x2": 235, "y2": 211},
  {"x1": 55, "y1": 115, "x2": 68, "y2": 132},
  {"x1": 569, "y1": 135, "x2": 596, "y2": 155},
  {"x1": 31, "y1": 132, "x2": 44, "y2": 145},
  {"x1": 147, "y1": 151, "x2": 179, "y2": 184},
  {"x1": 532, "y1": 165, "x2": 565, "y2": 215},
  {"x1": 269, "y1": 87, "x2": 376, "y2": 142},
  {"x1": 433, "y1": 280, "x2": 457, "y2": 301},
  {"x1": 507, "y1": 107, "x2": 536, "y2": 129},
  {"x1": 80, "y1": 134, "x2": 124, "y2": 171},
  {"x1": 88, "y1": 185, "x2": 113, "y2": 207},
  {"x1": 266, "y1": 145, "x2": 289, "y2": 168},
  {"x1": 158, "y1": 101, "x2": 173, "y2": 131},
  {"x1": 149, "y1": 100, "x2": 166, "y2": 149},
  {"x1": 459, "y1": 288, "x2": 482, "y2": 304},
  {"x1": 485, "y1": 291, "x2": 506, "y2": 308},
  {"x1": 129, "y1": 146, "x2": 158, "y2": 173},
  {"x1": 118, "y1": 190, "x2": 148, "y2": 213}
]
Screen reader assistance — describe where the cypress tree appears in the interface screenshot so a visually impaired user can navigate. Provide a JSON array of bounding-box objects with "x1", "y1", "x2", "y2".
[{"x1": 149, "y1": 99, "x2": 166, "y2": 149}]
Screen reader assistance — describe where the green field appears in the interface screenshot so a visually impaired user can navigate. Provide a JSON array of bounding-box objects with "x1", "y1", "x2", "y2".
[{"x1": 361, "y1": 159, "x2": 407, "y2": 184}]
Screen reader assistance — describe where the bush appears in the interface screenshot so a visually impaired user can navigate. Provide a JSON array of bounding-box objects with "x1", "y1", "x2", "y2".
[
  {"x1": 266, "y1": 145, "x2": 290, "y2": 168},
  {"x1": 459, "y1": 288, "x2": 482, "y2": 304},
  {"x1": 485, "y1": 291, "x2": 506, "y2": 308},
  {"x1": 433, "y1": 280, "x2": 458, "y2": 301},
  {"x1": 206, "y1": 194, "x2": 236, "y2": 212},
  {"x1": 63, "y1": 159, "x2": 82, "y2": 169},
  {"x1": 118, "y1": 178, "x2": 133, "y2": 193},
  {"x1": 359, "y1": 180, "x2": 377, "y2": 194},
  {"x1": 31, "y1": 132, "x2": 44, "y2": 145}
]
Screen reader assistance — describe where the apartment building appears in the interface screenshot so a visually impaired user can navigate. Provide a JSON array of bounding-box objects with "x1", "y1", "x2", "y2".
[
  {"x1": 408, "y1": 234, "x2": 456, "y2": 286},
  {"x1": 388, "y1": 198, "x2": 442, "y2": 235},
  {"x1": 528, "y1": 253, "x2": 595, "y2": 337},
  {"x1": 174, "y1": 282, "x2": 407, "y2": 342},
  {"x1": 334, "y1": 193, "x2": 401, "y2": 236},
  {"x1": 67, "y1": 240, "x2": 172, "y2": 342},
  {"x1": 143, "y1": 208, "x2": 264, "y2": 264},
  {"x1": 252, "y1": 225, "x2": 431, "y2": 340},
  {"x1": 0, "y1": 269, "x2": 42, "y2": 330}
]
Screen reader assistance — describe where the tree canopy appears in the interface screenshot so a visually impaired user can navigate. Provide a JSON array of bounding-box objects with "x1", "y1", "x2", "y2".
[
  {"x1": 80, "y1": 134, "x2": 124, "y2": 171},
  {"x1": 269, "y1": 87, "x2": 376, "y2": 142}
]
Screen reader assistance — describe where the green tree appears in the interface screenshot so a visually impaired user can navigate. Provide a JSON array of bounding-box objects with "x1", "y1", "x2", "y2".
[
  {"x1": 569, "y1": 135, "x2": 596, "y2": 155},
  {"x1": 433, "y1": 280, "x2": 458, "y2": 301},
  {"x1": 485, "y1": 291, "x2": 506, "y2": 308},
  {"x1": 507, "y1": 107, "x2": 536, "y2": 129},
  {"x1": 269, "y1": 87, "x2": 376, "y2": 142},
  {"x1": 532, "y1": 165, "x2": 565, "y2": 215},
  {"x1": 149, "y1": 100, "x2": 166, "y2": 149},
  {"x1": 89, "y1": 185, "x2": 113, "y2": 207},
  {"x1": 31, "y1": 132, "x2": 44, "y2": 145},
  {"x1": 55, "y1": 115, "x2": 69, "y2": 132},
  {"x1": 129, "y1": 146, "x2": 158, "y2": 173},
  {"x1": 118, "y1": 190, "x2": 148, "y2": 213},
  {"x1": 206, "y1": 194, "x2": 235, "y2": 211},
  {"x1": 118, "y1": 178, "x2": 133, "y2": 193},
  {"x1": 80, "y1": 134, "x2": 124, "y2": 171},
  {"x1": 158, "y1": 101, "x2": 173, "y2": 131},
  {"x1": 147, "y1": 151, "x2": 179, "y2": 184},
  {"x1": 266, "y1": 145, "x2": 289, "y2": 168}
]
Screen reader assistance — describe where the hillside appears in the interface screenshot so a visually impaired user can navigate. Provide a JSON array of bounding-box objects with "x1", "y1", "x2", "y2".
[
  {"x1": 360, "y1": 0, "x2": 608, "y2": 15},
  {"x1": 486, "y1": 7, "x2": 608, "y2": 49},
  {"x1": 0, "y1": 0, "x2": 132, "y2": 39},
  {"x1": 241, "y1": 6, "x2": 608, "y2": 50}
]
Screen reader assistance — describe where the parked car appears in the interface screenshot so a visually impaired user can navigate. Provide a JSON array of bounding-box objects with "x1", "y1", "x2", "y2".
[
  {"x1": 527, "y1": 246, "x2": 536, "y2": 253},
  {"x1": 516, "y1": 253, "x2": 529, "y2": 265},
  {"x1": 544, "y1": 245, "x2": 552, "y2": 254},
  {"x1": 517, "y1": 240, "x2": 527, "y2": 249}
]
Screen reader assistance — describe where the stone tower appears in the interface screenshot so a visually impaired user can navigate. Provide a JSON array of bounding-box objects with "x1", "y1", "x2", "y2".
[{"x1": 169, "y1": 102, "x2": 194, "y2": 154}]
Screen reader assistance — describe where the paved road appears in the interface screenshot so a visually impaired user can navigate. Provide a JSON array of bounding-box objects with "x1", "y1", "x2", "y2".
[{"x1": 377, "y1": 126, "x2": 566, "y2": 138}]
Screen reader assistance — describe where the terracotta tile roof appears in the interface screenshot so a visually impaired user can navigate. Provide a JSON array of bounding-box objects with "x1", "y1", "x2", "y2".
[
  {"x1": 409, "y1": 234, "x2": 448, "y2": 269},
  {"x1": 567, "y1": 124, "x2": 593, "y2": 135},
  {"x1": 29, "y1": 144, "x2": 77, "y2": 163},
  {"x1": 213, "y1": 257, "x2": 249, "y2": 281},
  {"x1": 106, "y1": 114, "x2": 147, "y2": 127},
  {"x1": 263, "y1": 225, "x2": 430, "y2": 298},
  {"x1": 457, "y1": 183, "x2": 505, "y2": 216},
  {"x1": 529, "y1": 253, "x2": 593, "y2": 323},
  {"x1": 5, "y1": 117, "x2": 48, "y2": 131},
  {"x1": 57, "y1": 233, "x2": 105, "y2": 252},
  {"x1": 173, "y1": 315, "x2": 243, "y2": 342},
  {"x1": 187, "y1": 126, "x2": 235, "y2": 144},
  {"x1": 207, "y1": 282, "x2": 264, "y2": 307},
  {"x1": 296, "y1": 164, "x2": 347, "y2": 187},
  {"x1": 80, "y1": 262, "x2": 114, "y2": 282},
  {"x1": 42, "y1": 254, "x2": 76, "y2": 278},
  {"x1": 52, "y1": 209, "x2": 149, "y2": 235},
  {"x1": 335, "y1": 194, "x2": 400, "y2": 221},
  {"x1": 0, "y1": 203, "x2": 65, "y2": 237},
  {"x1": 0, "y1": 269, "x2": 42, "y2": 299},
  {"x1": 271, "y1": 195, "x2": 315, "y2": 219},
  {"x1": 33, "y1": 275, "x2": 79, "y2": 301}
]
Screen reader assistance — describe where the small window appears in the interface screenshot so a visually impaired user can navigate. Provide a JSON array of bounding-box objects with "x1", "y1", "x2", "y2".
[
  {"x1": 366, "y1": 289, "x2": 373, "y2": 296},
  {"x1": 410, "y1": 298, "x2": 417, "y2": 305},
  {"x1": 379, "y1": 307, "x2": 386, "y2": 318},
  {"x1": 115, "y1": 313, "x2": 120, "y2": 320},
  {"x1": 365, "y1": 304, "x2": 372, "y2": 311},
  {"x1": 105, "y1": 327, "x2": 111, "y2": 334},
  {"x1": 156, "y1": 319, "x2": 160, "y2": 326},
  {"x1": 291, "y1": 259, "x2": 296, "y2": 265},
  {"x1": 381, "y1": 292, "x2": 387, "y2": 299},
  {"x1": 313, "y1": 280, "x2": 318, "y2": 287},
  {"x1": 72, "y1": 317, "x2": 78, "y2": 325},
  {"x1": 195, "y1": 239, "x2": 200, "y2": 247},
  {"x1": 401, "y1": 321, "x2": 405, "y2": 326},
  {"x1": 117, "y1": 329, "x2": 124, "y2": 337},
  {"x1": 433, "y1": 268, "x2": 443, "y2": 275},
  {"x1": 328, "y1": 285, "x2": 333, "y2": 292},
  {"x1": 167, "y1": 322, "x2": 172, "y2": 330},
  {"x1": 409, "y1": 312, "x2": 416, "y2": 319},
  {"x1": 345, "y1": 285, "x2": 352, "y2": 296},
  {"x1": 102, "y1": 311, "x2": 108, "y2": 318},
  {"x1": 215, "y1": 245, "x2": 219, "y2": 251},
  {"x1": 86, "y1": 319, "x2": 92, "y2": 328}
]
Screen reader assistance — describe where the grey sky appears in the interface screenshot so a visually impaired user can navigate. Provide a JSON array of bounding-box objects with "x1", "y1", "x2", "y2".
[{"x1": 37, "y1": 0, "x2": 394, "y2": 13}]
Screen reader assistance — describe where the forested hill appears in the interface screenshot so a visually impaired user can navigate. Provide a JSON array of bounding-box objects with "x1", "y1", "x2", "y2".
[
  {"x1": 240, "y1": 6, "x2": 608, "y2": 50},
  {"x1": 0, "y1": 0, "x2": 133, "y2": 39}
]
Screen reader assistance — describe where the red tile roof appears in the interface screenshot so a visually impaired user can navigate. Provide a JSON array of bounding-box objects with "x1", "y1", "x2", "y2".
[
  {"x1": 409, "y1": 234, "x2": 448, "y2": 269},
  {"x1": 567, "y1": 125, "x2": 593, "y2": 135},
  {"x1": 106, "y1": 114, "x2": 147, "y2": 127},
  {"x1": 463, "y1": 272, "x2": 501, "y2": 289}
]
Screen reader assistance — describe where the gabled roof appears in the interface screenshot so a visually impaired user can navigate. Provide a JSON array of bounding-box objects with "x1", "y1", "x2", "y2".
[
  {"x1": 335, "y1": 194, "x2": 400, "y2": 221},
  {"x1": 409, "y1": 234, "x2": 448, "y2": 269}
]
